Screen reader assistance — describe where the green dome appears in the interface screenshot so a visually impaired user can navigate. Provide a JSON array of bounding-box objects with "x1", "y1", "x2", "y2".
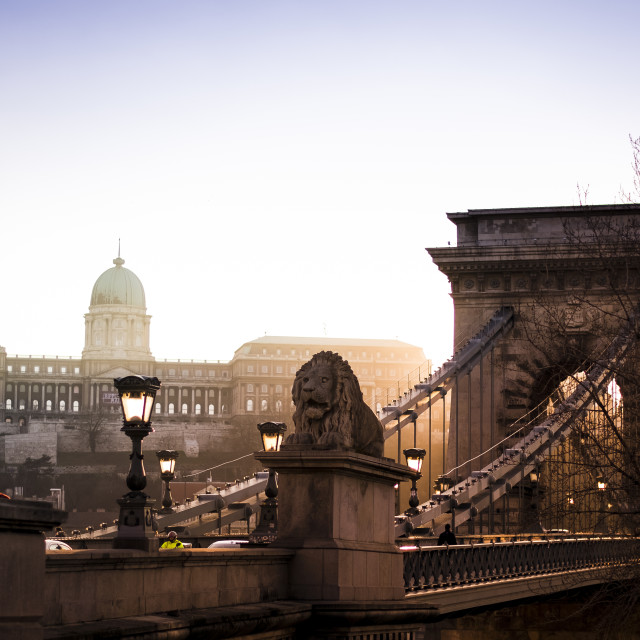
[{"x1": 90, "y1": 257, "x2": 146, "y2": 308}]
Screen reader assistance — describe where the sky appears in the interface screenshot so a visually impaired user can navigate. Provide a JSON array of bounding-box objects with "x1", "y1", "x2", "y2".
[{"x1": 1, "y1": 1, "x2": 639, "y2": 368}]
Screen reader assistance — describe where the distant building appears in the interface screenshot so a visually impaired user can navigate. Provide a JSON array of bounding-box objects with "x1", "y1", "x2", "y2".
[{"x1": 0, "y1": 256, "x2": 428, "y2": 463}]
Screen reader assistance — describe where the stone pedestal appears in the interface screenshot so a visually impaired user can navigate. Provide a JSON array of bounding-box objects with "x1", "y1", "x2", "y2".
[
  {"x1": 0, "y1": 498, "x2": 66, "y2": 640},
  {"x1": 255, "y1": 448, "x2": 414, "y2": 602},
  {"x1": 113, "y1": 493, "x2": 159, "y2": 552}
]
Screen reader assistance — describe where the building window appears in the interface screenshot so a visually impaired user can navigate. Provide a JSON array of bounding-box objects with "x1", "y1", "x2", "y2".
[
  {"x1": 276, "y1": 366, "x2": 283, "y2": 374},
  {"x1": 276, "y1": 400, "x2": 282, "y2": 413},
  {"x1": 247, "y1": 365, "x2": 254, "y2": 373},
  {"x1": 7, "y1": 365, "x2": 12, "y2": 372},
  {"x1": 168, "y1": 403, "x2": 175, "y2": 414},
  {"x1": 262, "y1": 348, "x2": 267, "y2": 355},
  {"x1": 59, "y1": 400, "x2": 66, "y2": 412},
  {"x1": 276, "y1": 385, "x2": 282, "y2": 393},
  {"x1": 261, "y1": 365, "x2": 268, "y2": 373},
  {"x1": 5, "y1": 399, "x2": 12, "y2": 410},
  {"x1": 181, "y1": 403, "x2": 188, "y2": 414},
  {"x1": 208, "y1": 370, "x2": 216, "y2": 377},
  {"x1": 261, "y1": 384, "x2": 267, "y2": 393},
  {"x1": 19, "y1": 400, "x2": 26, "y2": 410},
  {"x1": 247, "y1": 384, "x2": 254, "y2": 393},
  {"x1": 20, "y1": 385, "x2": 25, "y2": 392},
  {"x1": 46, "y1": 400, "x2": 52, "y2": 411},
  {"x1": 276, "y1": 349, "x2": 281, "y2": 355},
  {"x1": 196, "y1": 370, "x2": 202, "y2": 377},
  {"x1": 195, "y1": 404, "x2": 201, "y2": 415},
  {"x1": 61, "y1": 367, "x2": 67, "y2": 374},
  {"x1": 246, "y1": 399, "x2": 254, "y2": 412},
  {"x1": 33, "y1": 400, "x2": 39, "y2": 410},
  {"x1": 195, "y1": 389, "x2": 202, "y2": 397},
  {"x1": 169, "y1": 388, "x2": 175, "y2": 396},
  {"x1": 46, "y1": 385, "x2": 53, "y2": 393},
  {"x1": 6, "y1": 384, "x2": 12, "y2": 392},
  {"x1": 34, "y1": 366, "x2": 40, "y2": 373},
  {"x1": 375, "y1": 369, "x2": 382, "y2": 376},
  {"x1": 169, "y1": 369, "x2": 176, "y2": 376},
  {"x1": 156, "y1": 403, "x2": 162, "y2": 414},
  {"x1": 20, "y1": 365, "x2": 26, "y2": 372},
  {"x1": 74, "y1": 367, "x2": 80, "y2": 375},
  {"x1": 60, "y1": 385, "x2": 66, "y2": 393},
  {"x1": 182, "y1": 370, "x2": 189, "y2": 377},
  {"x1": 47, "y1": 366, "x2": 53, "y2": 373},
  {"x1": 290, "y1": 366, "x2": 296, "y2": 374},
  {"x1": 73, "y1": 386, "x2": 80, "y2": 394},
  {"x1": 390, "y1": 369, "x2": 396, "y2": 376},
  {"x1": 73, "y1": 401, "x2": 79, "y2": 412},
  {"x1": 222, "y1": 371, "x2": 229, "y2": 378},
  {"x1": 33, "y1": 385, "x2": 39, "y2": 392},
  {"x1": 261, "y1": 399, "x2": 268, "y2": 411}
]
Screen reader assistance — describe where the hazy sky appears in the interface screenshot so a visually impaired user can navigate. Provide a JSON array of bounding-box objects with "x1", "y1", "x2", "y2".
[{"x1": 1, "y1": 1, "x2": 639, "y2": 367}]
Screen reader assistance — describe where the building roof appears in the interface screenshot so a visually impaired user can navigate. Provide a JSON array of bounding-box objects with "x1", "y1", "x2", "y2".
[
  {"x1": 90, "y1": 257, "x2": 146, "y2": 308},
  {"x1": 234, "y1": 335, "x2": 422, "y2": 355}
]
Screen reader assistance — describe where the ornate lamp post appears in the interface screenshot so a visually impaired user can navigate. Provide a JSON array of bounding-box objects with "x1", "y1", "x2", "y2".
[
  {"x1": 595, "y1": 475, "x2": 609, "y2": 534},
  {"x1": 113, "y1": 375, "x2": 161, "y2": 551},
  {"x1": 403, "y1": 447, "x2": 426, "y2": 516},
  {"x1": 156, "y1": 450, "x2": 179, "y2": 514},
  {"x1": 249, "y1": 421, "x2": 286, "y2": 544}
]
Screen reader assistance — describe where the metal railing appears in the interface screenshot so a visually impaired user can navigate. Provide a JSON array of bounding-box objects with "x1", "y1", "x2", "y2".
[{"x1": 402, "y1": 537, "x2": 638, "y2": 591}]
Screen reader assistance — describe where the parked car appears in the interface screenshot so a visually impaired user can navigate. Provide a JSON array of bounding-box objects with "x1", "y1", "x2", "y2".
[
  {"x1": 208, "y1": 540, "x2": 249, "y2": 549},
  {"x1": 45, "y1": 539, "x2": 73, "y2": 551}
]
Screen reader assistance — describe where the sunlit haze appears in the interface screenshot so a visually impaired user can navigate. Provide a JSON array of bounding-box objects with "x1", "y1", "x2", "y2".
[{"x1": 2, "y1": 1, "x2": 639, "y2": 368}]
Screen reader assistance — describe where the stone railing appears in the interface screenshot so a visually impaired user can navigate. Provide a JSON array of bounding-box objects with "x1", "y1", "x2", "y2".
[{"x1": 402, "y1": 537, "x2": 639, "y2": 591}]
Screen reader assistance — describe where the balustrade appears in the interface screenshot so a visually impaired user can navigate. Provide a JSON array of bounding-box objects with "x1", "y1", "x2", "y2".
[{"x1": 402, "y1": 537, "x2": 637, "y2": 591}]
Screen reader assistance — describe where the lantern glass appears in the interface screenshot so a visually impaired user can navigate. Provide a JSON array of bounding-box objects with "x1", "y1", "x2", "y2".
[
  {"x1": 262, "y1": 432, "x2": 282, "y2": 452},
  {"x1": 403, "y1": 448, "x2": 426, "y2": 474},
  {"x1": 120, "y1": 391, "x2": 151, "y2": 423},
  {"x1": 159, "y1": 457, "x2": 176, "y2": 475}
]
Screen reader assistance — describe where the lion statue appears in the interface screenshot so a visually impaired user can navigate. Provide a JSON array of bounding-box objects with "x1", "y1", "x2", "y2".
[{"x1": 284, "y1": 351, "x2": 384, "y2": 458}]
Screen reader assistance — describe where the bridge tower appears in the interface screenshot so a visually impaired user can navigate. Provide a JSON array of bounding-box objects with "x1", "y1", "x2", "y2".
[{"x1": 428, "y1": 204, "x2": 640, "y2": 529}]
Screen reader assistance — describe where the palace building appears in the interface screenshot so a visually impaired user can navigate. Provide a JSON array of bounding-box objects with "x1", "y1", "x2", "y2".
[{"x1": 0, "y1": 256, "x2": 428, "y2": 464}]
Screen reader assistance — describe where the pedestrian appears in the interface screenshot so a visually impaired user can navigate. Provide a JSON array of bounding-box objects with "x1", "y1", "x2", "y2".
[
  {"x1": 160, "y1": 531, "x2": 184, "y2": 549},
  {"x1": 437, "y1": 523, "x2": 457, "y2": 545}
]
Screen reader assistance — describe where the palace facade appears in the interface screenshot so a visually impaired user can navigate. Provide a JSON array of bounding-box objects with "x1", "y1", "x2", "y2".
[{"x1": 0, "y1": 256, "x2": 428, "y2": 464}]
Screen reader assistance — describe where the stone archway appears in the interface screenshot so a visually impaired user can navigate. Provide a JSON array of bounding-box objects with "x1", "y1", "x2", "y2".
[{"x1": 428, "y1": 204, "x2": 640, "y2": 476}]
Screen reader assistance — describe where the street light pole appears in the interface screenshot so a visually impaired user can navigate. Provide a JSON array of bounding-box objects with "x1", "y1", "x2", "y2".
[
  {"x1": 403, "y1": 447, "x2": 426, "y2": 517},
  {"x1": 113, "y1": 375, "x2": 161, "y2": 551},
  {"x1": 156, "y1": 450, "x2": 179, "y2": 514},
  {"x1": 249, "y1": 422, "x2": 286, "y2": 544}
]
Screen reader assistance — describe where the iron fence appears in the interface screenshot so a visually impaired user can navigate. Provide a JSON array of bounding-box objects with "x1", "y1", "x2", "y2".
[{"x1": 402, "y1": 537, "x2": 638, "y2": 591}]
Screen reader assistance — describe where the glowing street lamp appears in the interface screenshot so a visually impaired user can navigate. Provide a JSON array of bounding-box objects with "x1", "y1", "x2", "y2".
[
  {"x1": 113, "y1": 375, "x2": 161, "y2": 551},
  {"x1": 597, "y1": 475, "x2": 607, "y2": 491},
  {"x1": 403, "y1": 448, "x2": 426, "y2": 516},
  {"x1": 258, "y1": 421, "x2": 287, "y2": 453},
  {"x1": 249, "y1": 422, "x2": 286, "y2": 544},
  {"x1": 156, "y1": 450, "x2": 179, "y2": 514}
]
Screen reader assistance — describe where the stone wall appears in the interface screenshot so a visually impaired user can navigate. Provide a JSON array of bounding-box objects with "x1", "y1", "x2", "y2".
[
  {"x1": 4, "y1": 432, "x2": 57, "y2": 464},
  {"x1": 44, "y1": 548, "x2": 294, "y2": 626},
  {"x1": 2, "y1": 418, "x2": 247, "y2": 465}
]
